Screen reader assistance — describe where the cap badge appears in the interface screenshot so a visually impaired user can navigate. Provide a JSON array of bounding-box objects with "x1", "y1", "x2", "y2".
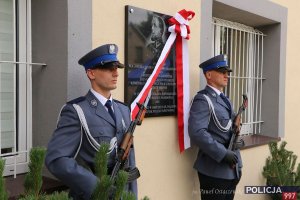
[
  {"x1": 109, "y1": 45, "x2": 116, "y2": 54},
  {"x1": 91, "y1": 99, "x2": 97, "y2": 107}
]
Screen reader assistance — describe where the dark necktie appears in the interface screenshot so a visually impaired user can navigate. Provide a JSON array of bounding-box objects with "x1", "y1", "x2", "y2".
[
  {"x1": 220, "y1": 93, "x2": 232, "y2": 112},
  {"x1": 105, "y1": 100, "x2": 116, "y2": 123}
]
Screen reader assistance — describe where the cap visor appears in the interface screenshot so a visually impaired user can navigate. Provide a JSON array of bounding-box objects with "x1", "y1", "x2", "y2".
[
  {"x1": 99, "y1": 61, "x2": 124, "y2": 69},
  {"x1": 108, "y1": 61, "x2": 124, "y2": 68},
  {"x1": 216, "y1": 67, "x2": 232, "y2": 73},
  {"x1": 115, "y1": 62, "x2": 125, "y2": 68}
]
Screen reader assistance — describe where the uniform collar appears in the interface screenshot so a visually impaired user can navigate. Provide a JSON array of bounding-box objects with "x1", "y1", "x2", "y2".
[
  {"x1": 206, "y1": 85, "x2": 232, "y2": 114},
  {"x1": 90, "y1": 88, "x2": 113, "y2": 108},
  {"x1": 207, "y1": 84, "x2": 222, "y2": 96},
  {"x1": 87, "y1": 89, "x2": 115, "y2": 126}
]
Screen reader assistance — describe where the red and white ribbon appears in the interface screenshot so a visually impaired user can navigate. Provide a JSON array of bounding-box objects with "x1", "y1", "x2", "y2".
[{"x1": 130, "y1": 9, "x2": 195, "y2": 152}]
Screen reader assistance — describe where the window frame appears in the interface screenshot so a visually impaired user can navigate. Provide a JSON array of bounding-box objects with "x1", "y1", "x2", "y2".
[{"x1": 0, "y1": 0, "x2": 32, "y2": 177}]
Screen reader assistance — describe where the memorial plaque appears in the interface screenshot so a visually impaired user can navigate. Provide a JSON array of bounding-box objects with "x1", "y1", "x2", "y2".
[{"x1": 125, "y1": 5, "x2": 176, "y2": 117}]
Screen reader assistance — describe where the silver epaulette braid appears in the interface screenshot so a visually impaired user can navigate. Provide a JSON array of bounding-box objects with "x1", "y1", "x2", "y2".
[
  {"x1": 203, "y1": 95, "x2": 232, "y2": 132},
  {"x1": 72, "y1": 104, "x2": 117, "y2": 157}
]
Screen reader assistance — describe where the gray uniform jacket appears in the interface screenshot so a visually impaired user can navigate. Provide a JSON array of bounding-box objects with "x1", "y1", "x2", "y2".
[
  {"x1": 188, "y1": 86, "x2": 242, "y2": 180},
  {"x1": 45, "y1": 90, "x2": 137, "y2": 200}
]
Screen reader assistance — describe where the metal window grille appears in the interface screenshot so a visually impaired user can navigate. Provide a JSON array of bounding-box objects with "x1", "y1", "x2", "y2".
[{"x1": 212, "y1": 17, "x2": 265, "y2": 135}]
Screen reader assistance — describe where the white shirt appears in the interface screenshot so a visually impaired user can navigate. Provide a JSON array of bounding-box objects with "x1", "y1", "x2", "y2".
[
  {"x1": 207, "y1": 84, "x2": 222, "y2": 96},
  {"x1": 90, "y1": 88, "x2": 114, "y2": 112}
]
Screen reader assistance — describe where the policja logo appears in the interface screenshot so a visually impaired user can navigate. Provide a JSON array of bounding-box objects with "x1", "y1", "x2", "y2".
[{"x1": 245, "y1": 186, "x2": 282, "y2": 194}]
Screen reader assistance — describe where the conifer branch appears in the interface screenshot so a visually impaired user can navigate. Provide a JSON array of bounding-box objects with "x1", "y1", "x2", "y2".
[
  {"x1": 0, "y1": 158, "x2": 8, "y2": 200},
  {"x1": 24, "y1": 147, "x2": 46, "y2": 198}
]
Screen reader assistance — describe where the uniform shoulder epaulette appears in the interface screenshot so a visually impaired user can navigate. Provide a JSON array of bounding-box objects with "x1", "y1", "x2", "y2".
[
  {"x1": 113, "y1": 99, "x2": 129, "y2": 107},
  {"x1": 67, "y1": 96, "x2": 86, "y2": 104}
]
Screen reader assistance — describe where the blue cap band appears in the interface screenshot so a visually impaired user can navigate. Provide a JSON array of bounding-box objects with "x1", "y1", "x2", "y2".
[
  {"x1": 84, "y1": 54, "x2": 118, "y2": 69},
  {"x1": 203, "y1": 61, "x2": 227, "y2": 73}
]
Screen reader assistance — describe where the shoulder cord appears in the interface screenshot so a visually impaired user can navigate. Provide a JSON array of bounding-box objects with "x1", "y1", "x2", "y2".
[
  {"x1": 56, "y1": 104, "x2": 66, "y2": 127},
  {"x1": 72, "y1": 104, "x2": 117, "y2": 158},
  {"x1": 203, "y1": 94, "x2": 232, "y2": 132}
]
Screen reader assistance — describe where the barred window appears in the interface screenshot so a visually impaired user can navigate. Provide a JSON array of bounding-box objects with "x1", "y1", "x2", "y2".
[{"x1": 212, "y1": 18, "x2": 265, "y2": 136}]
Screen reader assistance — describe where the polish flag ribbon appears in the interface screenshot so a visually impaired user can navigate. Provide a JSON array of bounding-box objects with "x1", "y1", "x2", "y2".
[{"x1": 130, "y1": 9, "x2": 195, "y2": 152}]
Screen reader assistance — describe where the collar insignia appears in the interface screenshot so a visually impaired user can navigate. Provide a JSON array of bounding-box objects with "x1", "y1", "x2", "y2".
[{"x1": 91, "y1": 99, "x2": 97, "y2": 107}]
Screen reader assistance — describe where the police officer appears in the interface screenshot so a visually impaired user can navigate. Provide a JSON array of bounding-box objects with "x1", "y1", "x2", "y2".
[
  {"x1": 45, "y1": 44, "x2": 137, "y2": 200},
  {"x1": 188, "y1": 54, "x2": 242, "y2": 200}
]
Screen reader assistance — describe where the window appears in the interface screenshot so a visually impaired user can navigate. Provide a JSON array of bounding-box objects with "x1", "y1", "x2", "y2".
[
  {"x1": 0, "y1": 0, "x2": 32, "y2": 176},
  {"x1": 212, "y1": 17, "x2": 265, "y2": 136}
]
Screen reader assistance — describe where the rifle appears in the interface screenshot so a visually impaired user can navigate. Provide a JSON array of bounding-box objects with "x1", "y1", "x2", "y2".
[
  {"x1": 228, "y1": 94, "x2": 248, "y2": 151},
  {"x1": 227, "y1": 94, "x2": 247, "y2": 179},
  {"x1": 110, "y1": 90, "x2": 151, "y2": 183}
]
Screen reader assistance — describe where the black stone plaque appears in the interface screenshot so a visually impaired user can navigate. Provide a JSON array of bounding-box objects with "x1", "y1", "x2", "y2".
[{"x1": 125, "y1": 5, "x2": 176, "y2": 117}]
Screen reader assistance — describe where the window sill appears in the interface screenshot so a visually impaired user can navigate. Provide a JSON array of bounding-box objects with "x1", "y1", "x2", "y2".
[{"x1": 240, "y1": 134, "x2": 281, "y2": 150}]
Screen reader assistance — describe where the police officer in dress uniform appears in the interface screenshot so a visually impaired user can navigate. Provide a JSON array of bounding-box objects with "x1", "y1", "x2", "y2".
[
  {"x1": 45, "y1": 44, "x2": 137, "y2": 200},
  {"x1": 188, "y1": 55, "x2": 243, "y2": 200}
]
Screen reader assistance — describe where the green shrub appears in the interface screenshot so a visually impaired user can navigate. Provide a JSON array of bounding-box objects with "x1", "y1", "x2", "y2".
[
  {"x1": 262, "y1": 141, "x2": 300, "y2": 199},
  {"x1": 1, "y1": 145, "x2": 150, "y2": 200},
  {"x1": 24, "y1": 147, "x2": 46, "y2": 198},
  {"x1": 91, "y1": 143, "x2": 133, "y2": 200},
  {"x1": 0, "y1": 158, "x2": 8, "y2": 200},
  {"x1": 45, "y1": 191, "x2": 69, "y2": 200}
]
